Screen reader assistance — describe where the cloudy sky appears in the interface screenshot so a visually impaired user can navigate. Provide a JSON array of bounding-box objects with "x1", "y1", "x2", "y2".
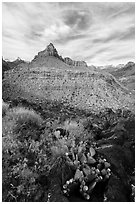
[{"x1": 2, "y1": 2, "x2": 135, "y2": 66}]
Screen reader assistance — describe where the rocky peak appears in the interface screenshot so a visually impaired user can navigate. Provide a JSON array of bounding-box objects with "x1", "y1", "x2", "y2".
[
  {"x1": 16, "y1": 57, "x2": 22, "y2": 61},
  {"x1": 122, "y1": 61, "x2": 135, "y2": 71},
  {"x1": 45, "y1": 43, "x2": 58, "y2": 57},
  {"x1": 31, "y1": 43, "x2": 87, "y2": 67},
  {"x1": 32, "y1": 43, "x2": 64, "y2": 62},
  {"x1": 37, "y1": 43, "x2": 60, "y2": 58},
  {"x1": 125, "y1": 61, "x2": 135, "y2": 67},
  {"x1": 13, "y1": 57, "x2": 24, "y2": 63}
]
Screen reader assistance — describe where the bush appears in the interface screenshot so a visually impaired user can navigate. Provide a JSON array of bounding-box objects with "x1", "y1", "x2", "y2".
[
  {"x1": 2, "y1": 133, "x2": 50, "y2": 201},
  {"x1": 2, "y1": 105, "x2": 135, "y2": 202},
  {"x1": 2, "y1": 107, "x2": 44, "y2": 141},
  {"x1": 63, "y1": 120, "x2": 87, "y2": 143}
]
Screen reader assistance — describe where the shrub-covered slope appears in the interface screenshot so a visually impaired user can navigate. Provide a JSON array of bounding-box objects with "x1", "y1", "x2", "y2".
[
  {"x1": 2, "y1": 103, "x2": 135, "y2": 202},
  {"x1": 2, "y1": 43, "x2": 135, "y2": 202}
]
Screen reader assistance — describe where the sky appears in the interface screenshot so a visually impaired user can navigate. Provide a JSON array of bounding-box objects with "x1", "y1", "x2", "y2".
[{"x1": 2, "y1": 2, "x2": 135, "y2": 66}]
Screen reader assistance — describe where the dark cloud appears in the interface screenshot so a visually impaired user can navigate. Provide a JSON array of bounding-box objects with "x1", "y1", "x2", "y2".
[{"x1": 63, "y1": 9, "x2": 92, "y2": 30}]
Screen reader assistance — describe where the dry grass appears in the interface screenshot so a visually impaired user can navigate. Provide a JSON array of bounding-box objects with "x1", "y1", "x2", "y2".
[{"x1": 2, "y1": 107, "x2": 43, "y2": 141}]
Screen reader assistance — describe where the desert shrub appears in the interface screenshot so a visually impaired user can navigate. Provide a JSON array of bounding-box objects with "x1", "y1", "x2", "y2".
[
  {"x1": 63, "y1": 119, "x2": 87, "y2": 143},
  {"x1": 2, "y1": 107, "x2": 44, "y2": 141},
  {"x1": 2, "y1": 133, "x2": 50, "y2": 202},
  {"x1": 51, "y1": 141, "x2": 68, "y2": 158},
  {"x1": 2, "y1": 104, "x2": 135, "y2": 202},
  {"x1": 2, "y1": 114, "x2": 74, "y2": 201}
]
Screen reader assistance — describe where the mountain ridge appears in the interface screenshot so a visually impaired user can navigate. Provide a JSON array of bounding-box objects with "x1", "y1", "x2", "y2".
[
  {"x1": 101, "y1": 61, "x2": 135, "y2": 91},
  {"x1": 2, "y1": 43, "x2": 135, "y2": 112},
  {"x1": 30, "y1": 43, "x2": 87, "y2": 68}
]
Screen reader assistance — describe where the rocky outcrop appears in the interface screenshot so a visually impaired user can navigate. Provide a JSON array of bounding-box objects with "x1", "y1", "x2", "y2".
[
  {"x1": 12, "y1": 57, "x2": 25, "y2": 64},
  {"x1": 31, "y1": 43, "x2": 87, "y2": 67},
  {"x1": 123, "y1": 61, "x2": 135, "y2": 70},
  {"x1": 125, "y1": 61, "x2": 135, "y2": 66},
  {"x1": 64, "y1": 57, "x2": 87, "y2": 67},
  {"x1": 32, "y1": 43, "x2": 64, "y2": 62}
]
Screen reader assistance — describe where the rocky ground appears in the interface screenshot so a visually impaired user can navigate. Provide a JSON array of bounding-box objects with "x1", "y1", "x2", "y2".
[
  {"x1": 2, "y1": 43, "x2": 135, "y2": 202},
  {"x1": 2, "y1": 66, "x2": 135, "y2": 113},
  {"x1": 2, "y1": 98, "x2": 135, "y2": 202}
]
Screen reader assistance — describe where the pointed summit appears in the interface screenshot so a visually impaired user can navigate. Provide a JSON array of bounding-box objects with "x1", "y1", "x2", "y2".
[
  {"x1": 17, "y1": 57, "x2": 22, "y2": 61},
  {"x1": 30, "y1": 43, "x2": 87, "y2": 68},
  {"x1": 14, "y1": 57, "x2": 23, "y2": 62},
  {"x1": 37, "y1": 43, "x2": 60, "y2": 58},
  {"x1": 46, "y1": 43, "x2": 59, "y2": 57},
  {"x1": 31, "y1": 43, "x2": 65, "y2": 66},
  {"x1": 47, "y1": 43, "x2": 55, "y2": 49}
]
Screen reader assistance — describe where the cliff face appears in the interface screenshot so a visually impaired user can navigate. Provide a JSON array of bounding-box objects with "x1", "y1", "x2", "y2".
[
  {"x1": 31, "y1": 43, "x2": 87, "y2": 67},
  {"x1": 64, "y1": 57, "x2": 87, "y2": 67},
  {"x1": 32, "y1": 43, "x2": 64, "y2": 61}
]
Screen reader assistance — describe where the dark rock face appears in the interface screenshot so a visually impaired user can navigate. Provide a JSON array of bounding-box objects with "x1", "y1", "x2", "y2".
[
  {"x1": 64, "y1": 57, "x2": 87, "y2": 67},
  {"x1": 31, "y1": 43, "x2": 87, "y2": 67},
  {"x1": 2, "y1": 59, "x2": 11, "y2": 78},
  {"x1": 7, "y1": 58, "x2": 25, "y2": 68},
  {"x1": 12, "y1": 57, "x2": 25, "y2": 66},
  {"x1": 32, "y1": 43, "x2": 64, "y2": 62},
  {"x1": 2, "y1": 58, "x2": 26, "y2": 78},
  {"x1": 44, "y1": 43, "x2": 58, "y2": 57},
  {"x1": 124, "y1": 61, "x2": 135, "y2": 68},
  {"x1": 38, "y1": 43, "x2": 60, "y2": 59}
]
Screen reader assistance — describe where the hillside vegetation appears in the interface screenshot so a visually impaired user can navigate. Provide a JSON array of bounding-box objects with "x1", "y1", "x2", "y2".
[
  {"x1": 2, "y1": 43, "x2": 135, "y2": 202},
  {"x1": 2, "y1": 101, "x2": 135, "y2": 202}
]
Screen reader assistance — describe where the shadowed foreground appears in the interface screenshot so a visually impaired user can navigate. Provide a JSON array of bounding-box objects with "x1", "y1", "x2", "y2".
[{"x1": 2, "y1": 99, "x2": 135, "y2": 202}]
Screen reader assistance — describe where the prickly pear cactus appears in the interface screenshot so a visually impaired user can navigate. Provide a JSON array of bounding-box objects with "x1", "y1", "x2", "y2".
[{"x1": 62, "y1": 141, "x2": 111, "y2": 200}]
